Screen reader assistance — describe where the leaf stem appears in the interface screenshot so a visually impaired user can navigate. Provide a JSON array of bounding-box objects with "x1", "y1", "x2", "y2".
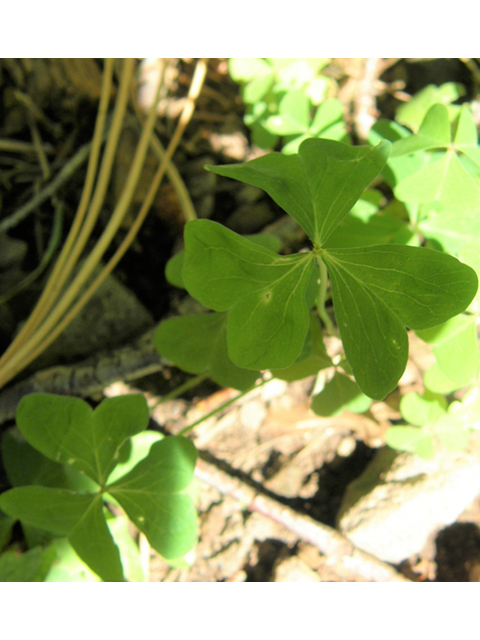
[
  {"x1": 177, "y1": 377, "x2": 269, "y2": 437},
  {"x1": 150, "y1": 372, "x2": 210, "y2": 408},
  {"x1": 317, "y1": 257, "x2": 338, "y2": 336}
]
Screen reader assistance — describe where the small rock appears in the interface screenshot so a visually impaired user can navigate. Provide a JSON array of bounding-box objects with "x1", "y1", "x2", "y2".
[
  {"x1": 338, "y1": 444, "x2": 480, "y2": 564},
  {"x1": 272, "y1": 556, "x2": 321, "y2": 582},
  {"x1": 32, "y1": 262, "x2": 153, "y2": 369}
]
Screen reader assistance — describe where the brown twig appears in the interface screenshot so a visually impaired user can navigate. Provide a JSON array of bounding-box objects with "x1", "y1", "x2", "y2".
[{"x1": 193, "y1": 454, "x2": 410, "y2": 582}]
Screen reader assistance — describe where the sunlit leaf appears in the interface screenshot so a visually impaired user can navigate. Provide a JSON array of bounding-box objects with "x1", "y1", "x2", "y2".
[
  {"x1": 108, "y1": 437, "x2": 198, "y2": 560},
  {"x1": 16, "y1": 394, "x2": 149, "y2": 486}
]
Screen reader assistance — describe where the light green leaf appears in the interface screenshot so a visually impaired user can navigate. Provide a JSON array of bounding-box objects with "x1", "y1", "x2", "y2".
[
  {"x1": 434, "y1": 413, "x2": 472, "y2": 452},
  {"x1": 154, "y1": 312, "x2": 260, "y2": 390},
  {"x1": 416, "y1": 314, "x2": 479, "y2": 390},
  {"x1": 385, "y1": 427, "x2": 435, "y2": 459},
  {"x1": 44, "y1": 538, "x2": 100, "y2": 582},
  {"x1": 399, "y1": 390, "x2": 447, "y2": 427},
  {"x1": 391, "y1": 104, "x2": 451, "y2": 157},
  {"x1": 206, "y1": 138, "x2": 391, "y2": 246},
  {"x1": 395, "y1": 83, "x2": 464, "y2": 133},
  {"x1": 453, "y1": 105, "x2": 480, "y2": 167},
  {"x1": 228, "y1": 59, "x2": 274, "y2": 104},
  {"x1": 395, "y1": 150, "x2": 480, "y2": 252},
  {"x1": 165, "y1": 251, "x2": 185, "y2": 288},
  {"x1": 183, "y1": 219, "x2": 316, "y2": 370},
  {"x1": 322, "y1": 245, "x2": 478, "y2": 399},
  {"x1": 423, "y1": 362, "x2": 463, "y2": 395},
  {"x1": 16, "y1": 394, "x2": 150, "y2": 486},
  {"x1": 108, "y1": 436, "x2": 198, "y2": 560},
  {"x1": 106, "y1": 514, "x2": 144, "y2": 582},
  {"x1": 264, "y1": 89, "x2": 310, "y2": 135},
  {"x1": 107, "y1": 431, "x2": 163, "y2": 485},
  {"x1": 311, "y1": 371, "x2": 371, "y2": 416},
  {"x1": 309, "y1": 98, "x2": 344, "y2": 135}
]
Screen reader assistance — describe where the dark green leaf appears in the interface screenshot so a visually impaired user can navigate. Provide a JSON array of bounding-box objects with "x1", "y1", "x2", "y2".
[
  {"x1": 322, "y1": 245, "x2": 478, "y2": 398},
  {"x1": 206, "y1": 138, "x2": 391, "y2": 245},
  {"x1": 0, "y1": 545, "x2": 57, "y2": 582},
  {"x1": 154, "y1": 312, "x2": 259, "y2": 390},
  {"x1": 68, "y1": 497, "x2": 124, "y2": 582},
  {"x1": 183, "y1": 220, "x2": 316, "y2": 370},
  {"x1": 0, "y1": 486, "x2": 96, "y2": 536}
]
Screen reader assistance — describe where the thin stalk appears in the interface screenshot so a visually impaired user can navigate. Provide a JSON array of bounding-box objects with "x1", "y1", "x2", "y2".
[
  {"x1": 150, "y1": 372, "x2": 209, "y2": 408},
  {"x1": 1, "y1": 59, "x2": 115, "y2": 357},
  {"x1": 177, "y1": 376, "x2": 269, "y2": 437},
  {"x1": 0, "y1": 59, "x2": 162, "y2": 387},
  {"x1": 23, "y1": 59, "x2": 208, "y2": 368},
  {"x1": 317, "y1": 256, "x2": 338, "y2": 336},
  {"x1": 0, "y1": 59, "x2": 206, "y2": 388}
]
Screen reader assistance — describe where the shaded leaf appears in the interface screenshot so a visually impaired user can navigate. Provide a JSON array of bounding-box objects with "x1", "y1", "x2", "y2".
[
  {"x1": 68, "y1": 497, "x2": 124, "y2": 582},
  {"x1": 154, "y1": 312, "x2": 259, "y2": 390},
  {"x1": 271, "y1": 314, "x2": 332, "y2": 382},
  {"x1": 311, "y1": 371, "x2": 371, "y2": 416},
  {"x1": 0, "y1": 545, "x2": 57, "y2": 582},
  {"x1": 0, "y1": 486, "x2": 96, "y2": 536},
  {"x1": 2, "y1": 428, "x2": 98, "y2": 493}
]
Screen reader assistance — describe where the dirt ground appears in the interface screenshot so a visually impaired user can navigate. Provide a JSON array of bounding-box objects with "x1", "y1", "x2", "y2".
[{"x1": 2, "y1": 58, "x2": 480, "y2": 581}]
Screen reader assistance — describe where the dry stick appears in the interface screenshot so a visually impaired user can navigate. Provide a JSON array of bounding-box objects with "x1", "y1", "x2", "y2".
[
  {"x1": 193, "y1": 456, "x2": 410, "y2": 582},
  {"x1": 353, "y1": 57, "x2": 381, "y2": 143},
  {"x1": 0, "y1": 140, "x2": 93, "y2": 234},
  {"x1": 0, "y1": 327, "x2": 165, "y2": 425}
]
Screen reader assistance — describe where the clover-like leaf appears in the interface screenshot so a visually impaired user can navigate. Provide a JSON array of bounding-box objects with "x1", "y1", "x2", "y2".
[
  {"x1": 399, "y1": 390, "x2": 447, "y2": 428},
  {"x1": 206, "y1": 138, "x2": 391, "y2": 246},
  {"x1": 385, "y1": 427, "x2": 436, "y2": 460},
  {"x1": 417, "y1": 314, "x2": 479, "y2": 391},
  {"x1": 183, "y1": 219, "x2": 317, "y2": 370},
  {"x1": 453, "y1": 105, "x2": 480, "y2": 167},
  {"x1": 108, "y1": 436, "x2": 197, "y2": 560},
  {"x1": 16, "y1": 394, "x2": 150, "y2": 486},
  {"x1": 321, "y1": 245, "x2": 478, "y2": 399},
  {"x1": 391, "y1": 104, "x2": 451, "y2": 157},
  {"x1": 154, "y1": 312, "x2": 259, "y2": 390}
]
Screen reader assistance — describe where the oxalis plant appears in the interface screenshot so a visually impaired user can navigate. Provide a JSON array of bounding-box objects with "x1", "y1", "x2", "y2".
[
  {"x1": 1, "y1": 135, "x2": 478, "y2": 581},
  {"x1": 0, "y1": 393, "x2": 197, "y2": 582},
  {"x1": 156, "y1": 137, "x2": 477, "y2": 401}
]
